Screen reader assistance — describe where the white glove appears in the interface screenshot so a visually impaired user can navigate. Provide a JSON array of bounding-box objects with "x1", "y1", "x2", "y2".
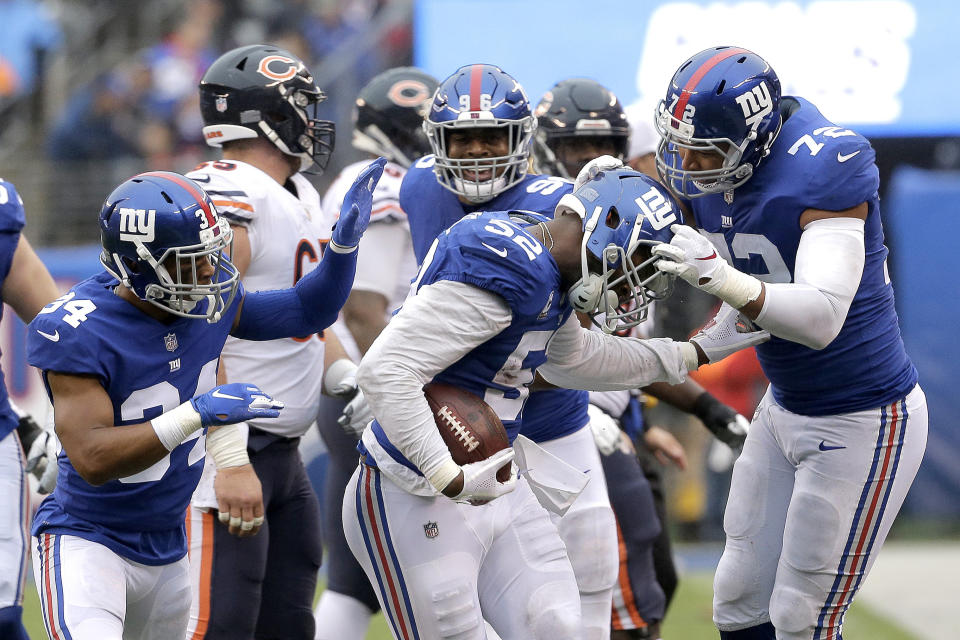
[
  {"x1": 689, "y1": 302, "x2": 770, "y2": 364},
  {"x1": 454, "y1": 448, "x2": 517, "y2": 505},
  {"x1": 653, "y1": 225, "x2": 763, "y2": 308},
  {"x1": 574, "y1": 155, "x2": 626, "y2": 190},
  {"x1": 587, "y1": 403, "x2": 621, "y2": 456},
  {"x1": 26, "y1": 425, "x2": 60, "y2": 494},
  {"x1": 338, "y1": 390, "x2": 374, "y2": 438},
  {"x1": 325, "y1": 359, "x2": 374, "y2": 438}
]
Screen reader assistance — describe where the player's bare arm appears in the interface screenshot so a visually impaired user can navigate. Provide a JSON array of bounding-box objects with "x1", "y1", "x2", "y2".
[
  {"x1": 47, "y1": 371, "x2": 171, "y2": 485},
  {"x1": 342, "y1": 289, "x2": 389, "y2": 355},
  {"x1": 1, "y1": 235, "x2": 59, "y2": 320}
]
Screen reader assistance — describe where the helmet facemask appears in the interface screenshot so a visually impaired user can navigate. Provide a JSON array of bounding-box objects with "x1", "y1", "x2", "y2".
[
  {"x1": 103, "y1": 217, "x2": 240, "y2": 323},
  {"x1": 425, "y1": 114, "x2": 535, "y2": 203},
  {"x1": 259, "y1": 83, "x2": 335, "y2": 173}
]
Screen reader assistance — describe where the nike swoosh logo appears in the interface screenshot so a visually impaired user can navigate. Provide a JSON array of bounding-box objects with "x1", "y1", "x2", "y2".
[
  {"x1": 192, "y1": 174, "x2": 211, "y2": 183},
  {"x1": 211, "y1": 389, "x2": 244, "y2": 401},
  {"x1": 837, "y1": 150, "x2": 861, "y2": 163},
  {"x1": 481, "y1": 242, "x2": 508, "y2": 258},
  {"x1": 696, "y1": 251, "x2": 717, "y2": 261},
  {"x1": 37, "y1": 329, "x2": 60, "y2": 342},
  {"x1": 818, "y1": 440, "x2": 846, "y2": 451}
]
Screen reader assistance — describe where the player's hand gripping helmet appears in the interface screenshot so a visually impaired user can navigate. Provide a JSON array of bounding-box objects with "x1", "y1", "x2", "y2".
[
  {"x1": 99, "y1": 171, "x2": 240, "y2": 323},
  {"x1": 655, "y1": 46, "x2": 782, "y2": 198},
  {"x1": 533, "y1": 78, "x2": 630, "y2": 180},
  {"x1": 560, "y1": 168, "x2": 683, "y2": 333},
  {"x1": 199, "y1": 44, "x2": 335, "y2": 173},
  {"x1": 423, "y1": 64, "x2": 536, "y2": 203},
  {"x1": 353, "y1": 67, "x2": 438, "y2": 168}
]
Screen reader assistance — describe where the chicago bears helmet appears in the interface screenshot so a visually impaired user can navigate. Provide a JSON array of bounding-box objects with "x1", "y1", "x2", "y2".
[
  {"x1": 533, "y1": 78, "x2": 630, "y2": 179},
  {"x1": 655, "y1": 46, "x2": 782, "y2": 198},
  {"x1": 99, "y1": 171, "x2": 239, "y2": 323},
  {"x1": 199, "y1": 44, "x2": 335, "y2": 173},
  {"x1": 423, "y1": 64, "x2": 535, "y2": 203},
  {"x1": 559, "y1": 168, "x2": 682, "y2": 333},
  {"x1": 353, "y1": 67, "x2": 438, "y2": 168}
]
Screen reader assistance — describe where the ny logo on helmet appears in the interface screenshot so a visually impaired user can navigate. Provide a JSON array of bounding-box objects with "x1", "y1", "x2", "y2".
[
  {"x1": 118, "y1": 207, "x2": 156, "y2": 242},
  {"x1": 735, "y1": 82, "x2": 773, "y2": 131}
]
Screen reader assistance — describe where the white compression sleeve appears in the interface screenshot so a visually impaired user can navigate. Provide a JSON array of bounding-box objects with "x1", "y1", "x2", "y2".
[
  {"x1": 754, "y1": 216, "x2": 865, "y2": 350},
  {"x1": 357, "y1": 280, "x2": 512, "y2": 492},
  {"x1": 538, "y1": 314, "x2": 690, "y2": 390}
]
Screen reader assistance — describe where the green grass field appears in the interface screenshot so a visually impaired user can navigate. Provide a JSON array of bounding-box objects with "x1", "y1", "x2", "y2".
[{"x1": 22, "y1": 570, "x2": 917, "y2": 639}]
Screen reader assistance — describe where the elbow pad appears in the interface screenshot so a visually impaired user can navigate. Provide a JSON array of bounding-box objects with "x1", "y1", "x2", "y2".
[
  {"x1": 233, "y1": 247, "x2": 357, "y2": 341},
  {"x1": 754, "y1": 217, "x2": 865, "y2": 349}
]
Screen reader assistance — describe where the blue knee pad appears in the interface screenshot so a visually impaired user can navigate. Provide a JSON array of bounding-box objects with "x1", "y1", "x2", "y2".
[{"x1": 0, "y1": 606, "x2": 29, "y2": 640}]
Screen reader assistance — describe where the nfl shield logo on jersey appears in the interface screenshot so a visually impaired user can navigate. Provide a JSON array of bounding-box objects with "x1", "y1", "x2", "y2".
[
  {"x1": 164, "y1": 333, "x2": 178, "y2": 352},
  {"x1": 423, "y1": 521, "x2": 439, "y2": 539}
]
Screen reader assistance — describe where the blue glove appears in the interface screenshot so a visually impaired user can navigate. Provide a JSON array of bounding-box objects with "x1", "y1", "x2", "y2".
[
  {"x1": 190, "y1": 383, "x2": 284, "y2": 427},
  {"x1": 331, "y1": 157, "x2": 387, "y2": 249}
]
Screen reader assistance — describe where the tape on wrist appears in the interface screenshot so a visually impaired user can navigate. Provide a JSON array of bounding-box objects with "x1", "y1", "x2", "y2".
[
  {"x1": 679, "y1": 341, "x2": 700, "y2": 371},
  {"x1": 206, "y1": 423, "x2": 250, "y2": 469},
  {"x1": 426, "y1": 457, "x2": 461, "y2": 495},
  {"x1": 707, "y1": 266, "x2": 763, "y2": 309},
  {"x1": 151, "y1": 401, "x2": 203, "y2": 451}
]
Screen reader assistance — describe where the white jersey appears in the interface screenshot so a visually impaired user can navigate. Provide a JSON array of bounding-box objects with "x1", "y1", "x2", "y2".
[
  {"x1": 188, "y1": 159, "x2": 333, "y2": 438},
  {"x1": 322, "y1": 159, "x2": 417, "y2": 361}
]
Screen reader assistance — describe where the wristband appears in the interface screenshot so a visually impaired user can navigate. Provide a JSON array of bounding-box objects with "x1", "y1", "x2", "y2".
[
  {"x1": 206, "y1": 423, "x2": 250, "y2": 469},
  {"x1": 328, "y1": 240, "x2": 358, "y2": 254},
  {"x1": 151, "y1": 401, "x2": 203, "y2": 451}
]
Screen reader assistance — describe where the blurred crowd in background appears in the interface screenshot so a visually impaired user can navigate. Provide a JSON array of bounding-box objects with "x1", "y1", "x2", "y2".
[{"x1": 0, "y1": 0, "x2": 412, "y2": 245}]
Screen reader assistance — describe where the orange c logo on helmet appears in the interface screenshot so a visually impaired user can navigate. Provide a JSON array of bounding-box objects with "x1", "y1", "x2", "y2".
[
  {"x1": 387, "y1": 79, "x2": 432, "y2": 108},
  {"x1": 257, "y1": 55, "x2": 300, "y2": 82}
]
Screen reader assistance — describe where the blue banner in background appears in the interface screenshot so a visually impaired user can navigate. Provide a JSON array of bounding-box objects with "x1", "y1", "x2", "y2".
[
  {"x1": 886, "y1": 168, "x2": 960, "y2": 518},
  {"x1": 414, "y1": 0, "x2": 960, "y2": 137}
]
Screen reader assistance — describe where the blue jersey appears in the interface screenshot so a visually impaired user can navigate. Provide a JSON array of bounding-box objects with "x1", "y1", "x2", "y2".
[
  {"x1": 0, "y1": 180, "x2": 25, "y2": 441},
  {"x1": 365, "y1": 212, "x2": 574, "y2": 472},
  {"x1": 687, "y1": 97, "x2": 917, "y2": 415},
  {"x1": 400, "y1": 158, "x2": 588, "y2": 441},
  {"x1": 27, "y1": 272, "x2": 243, "y2": 565}
]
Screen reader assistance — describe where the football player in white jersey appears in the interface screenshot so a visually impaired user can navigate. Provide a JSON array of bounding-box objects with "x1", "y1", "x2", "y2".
[
  {"x1": 0, "y1": 179, "x2": 60, "y2": 640},
  {"x1": 313, "y1": 67, "x2": 438, "y2": 640},
  {"x1": 184, "y1": 45, "x2": 369, "y2": 640}
]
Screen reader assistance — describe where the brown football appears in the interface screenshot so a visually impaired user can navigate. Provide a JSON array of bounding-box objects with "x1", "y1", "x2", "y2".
[{"x1": 423, "y1": 382, "x2": 512, "y2": 482}]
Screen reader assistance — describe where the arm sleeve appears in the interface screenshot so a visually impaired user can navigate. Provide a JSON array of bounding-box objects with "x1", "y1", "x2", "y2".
[
  {"x1": 754, "y1": 216, "x2": 865, "y2": 350},
  {"x1": 357, "y1": 280, "x2": 512, "y2": 483},
  {"x1": 538, "y1": 315, "x2": 689, "y2": 391},
  {"x1": 231, "y1": 245, "x2": 357, "y2": 340}
]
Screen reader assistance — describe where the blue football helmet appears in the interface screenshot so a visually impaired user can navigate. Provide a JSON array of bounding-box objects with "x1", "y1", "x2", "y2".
[
  {"x1": 423, "y1": 64, "x2": 536, "y2": 203},
  {"x1": 655, "y1": 46, "x2": 782, "y2": 198},
  {"x1": 559, "y1": 168, "x2": 682, "y2": 333},
  {"x1": 99, "y1": 171, "x2": 240, "y2": 323}
]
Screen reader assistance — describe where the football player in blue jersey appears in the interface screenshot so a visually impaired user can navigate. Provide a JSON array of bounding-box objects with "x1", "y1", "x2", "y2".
[
  {"x1": 652, "y1": 46, "x2": 927, "y2": 640},
  {"x1": 0, "y1": 179, "x2": 60, "y2": 640},
  {"x1": 536, "y1": 77, "x2": 753, "y2": 640},
  {"x1": 400, "y1": 63, "x2": 573, "y2": 262},
  {"x1": 345, "y1": 167, "x2": 770, "y2": 640},
  {"x1": 25, "y1": 162, "x2": 384, "y2": 640}
]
